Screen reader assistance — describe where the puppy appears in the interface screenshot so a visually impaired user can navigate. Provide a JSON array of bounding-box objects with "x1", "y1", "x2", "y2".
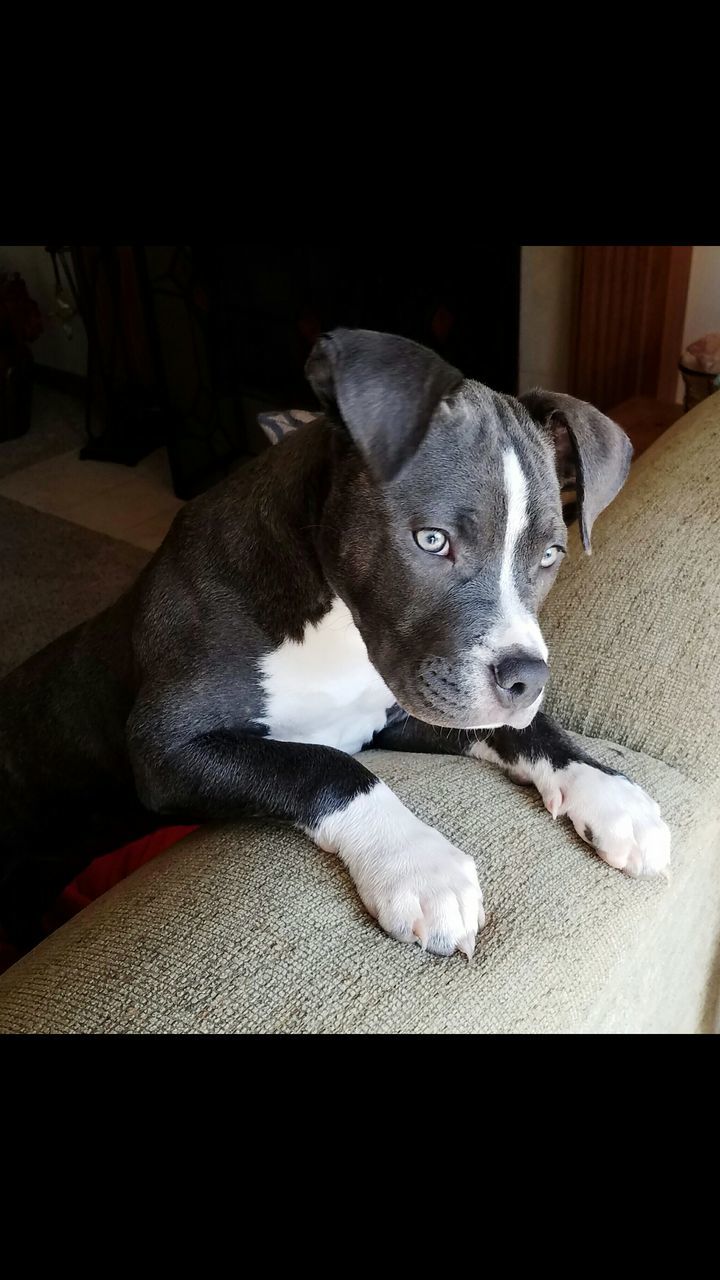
[{"x1": 0, "y1": 329, "x2": 670, "y2": 954}]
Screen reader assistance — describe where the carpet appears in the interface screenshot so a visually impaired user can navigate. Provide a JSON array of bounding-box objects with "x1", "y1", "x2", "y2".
[
  {"x1": 0, "y1": 493, "x2": 149, "y2": 678},
  {"x1": 0, "y1": 385, "x2": 87, "y2": 481}
]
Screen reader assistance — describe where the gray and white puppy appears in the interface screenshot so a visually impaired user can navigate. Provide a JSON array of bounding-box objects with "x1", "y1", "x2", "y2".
[{"x1": 0, "y1": 328, "x2": 670, "y2": 955}]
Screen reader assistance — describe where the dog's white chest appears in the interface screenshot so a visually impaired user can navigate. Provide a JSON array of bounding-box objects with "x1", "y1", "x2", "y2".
[{"x1": 259, "y1": 597, "x2": 395, "y2": 754}]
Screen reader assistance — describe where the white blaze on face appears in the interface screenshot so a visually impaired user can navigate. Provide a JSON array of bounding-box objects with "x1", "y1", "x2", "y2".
[
  {"x1": 486, "y1": 447, "x2": 548, "y2": 661},
  {"x1": 500, "y1": 448, "x2": 528, "y2": 611}
]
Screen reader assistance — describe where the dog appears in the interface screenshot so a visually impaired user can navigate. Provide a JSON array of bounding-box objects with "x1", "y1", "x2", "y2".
[{"x1": 0, "y1": 328, "x2": 670, "y2": 956}]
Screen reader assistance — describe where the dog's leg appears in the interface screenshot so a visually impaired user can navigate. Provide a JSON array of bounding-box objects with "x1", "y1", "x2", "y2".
[
  {"x1": 470, "y1": 713, "x2": 671, "y2": 878},
  {"x1": 372, "y1": 712, "x2": 475, "y2": 756},
  {"x1": 374, "y1": 710, "x2": 671, "y2": 878},
  {"x1": 128, "y1": 725, "x2": 483, "y2": 957}
]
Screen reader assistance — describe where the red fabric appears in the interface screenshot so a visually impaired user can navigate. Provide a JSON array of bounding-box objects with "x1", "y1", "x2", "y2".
[{"x1": 0, "y1": 824, "x2": 198, "y2": 975}]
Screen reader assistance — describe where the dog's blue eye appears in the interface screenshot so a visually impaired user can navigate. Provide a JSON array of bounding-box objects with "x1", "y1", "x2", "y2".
[
  {"x1": 541, "y1": 545, "x2": 562, "y2": 568},
  {"x1": 414, "y1": 529, "x2": 450, "y2": 556}
]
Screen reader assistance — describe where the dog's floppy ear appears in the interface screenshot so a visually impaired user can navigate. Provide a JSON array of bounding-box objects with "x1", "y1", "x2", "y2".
[
  {"x1": 520, "y1": 389, "x2": 633, "y2": 554},
  {"x1": 305, "y1": 328, "x2": 464, "y2": 480}
]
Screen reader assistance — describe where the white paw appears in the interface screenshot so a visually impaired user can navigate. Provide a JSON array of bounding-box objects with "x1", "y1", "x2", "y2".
[
  {"x1": 308, "y1": 782, "x2": 485, "y2": 957},
  {"x1": 360, "y1": 828, "x2": 484, "y2": 958},
  {"x1": 539, "y1": 761, "x2": 671, "y2": 878}
]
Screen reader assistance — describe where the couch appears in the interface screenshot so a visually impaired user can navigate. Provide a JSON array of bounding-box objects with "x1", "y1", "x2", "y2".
[{"x1": 1, "y1": 392, "x2": 719, "y2": 1034}]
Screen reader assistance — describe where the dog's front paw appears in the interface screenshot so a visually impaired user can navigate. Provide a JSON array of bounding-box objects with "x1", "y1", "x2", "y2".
[
  {"x1": 365, "y1": 828, "x2": 484, "y2": 958},
  {"x1": 541, "y1": 762, "x2": 671, "y2": 878},
  {"x1": 310, "y1": 783, "x2": 485, "y2": 957}
]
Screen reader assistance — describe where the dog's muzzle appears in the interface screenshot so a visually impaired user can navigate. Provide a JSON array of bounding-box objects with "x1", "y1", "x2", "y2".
[{"x1": 408, "y1": 644, "x2": 550, "y2": 730}]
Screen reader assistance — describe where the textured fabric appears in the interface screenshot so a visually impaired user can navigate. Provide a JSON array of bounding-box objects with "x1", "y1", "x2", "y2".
[
  {"x1": 0, "y1": 739, "x2": 718, "y2": 1034},
  {"x1": 541, "y1": 391, "x2": 720, "y2": 795},
  {"x1": 0, "y1": 824, "x2": 198, "y2": 978},
  {"x1": 257, "y1": 409, "x2": 320, "y2": 446},
  {"x1": 0, "y1": 494, "x2": 149, "y2": 678}
]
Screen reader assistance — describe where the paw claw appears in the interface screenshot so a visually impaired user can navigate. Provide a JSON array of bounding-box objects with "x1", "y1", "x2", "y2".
[
  {"x1": 544, "y1": 787, "x2": 564, "y2": 820},
  {"x1": 412, "y1": 917, "x2": 429, "y2": 949},
  {"x1": 458, "y1": 932, "x2": 476, "y2": 962}
]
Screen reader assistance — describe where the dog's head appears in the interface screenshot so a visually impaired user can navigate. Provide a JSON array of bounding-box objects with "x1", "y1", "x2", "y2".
[{"x1": 306, "y1": 328, "x2": 632, "y2": 730}]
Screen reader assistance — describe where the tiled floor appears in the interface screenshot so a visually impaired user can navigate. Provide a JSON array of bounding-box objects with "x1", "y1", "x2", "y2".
[{"x1": 0, "y1": 395, "x2": 184, "y2": 552}]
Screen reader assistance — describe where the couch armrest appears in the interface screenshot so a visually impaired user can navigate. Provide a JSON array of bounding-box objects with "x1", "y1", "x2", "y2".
[
  {"x1": 0, "y1": 741, "x2": 717, "y2": 1034},
  {"x1": 541, "y1": 392, "x2": 720, "y2": 793}
]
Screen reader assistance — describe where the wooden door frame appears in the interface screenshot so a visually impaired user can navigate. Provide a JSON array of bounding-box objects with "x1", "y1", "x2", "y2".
[{"x1": 569, "y1": 246, "x2": 693, "y2": 410}]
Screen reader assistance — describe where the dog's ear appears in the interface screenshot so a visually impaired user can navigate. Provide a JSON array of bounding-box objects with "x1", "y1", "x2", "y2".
[
  {"x1": 305, "y1": 328, "x2": 464, "y2": 480},
  {"x1": 520, "y1": 389, "x2": 633, "y2": 554}
]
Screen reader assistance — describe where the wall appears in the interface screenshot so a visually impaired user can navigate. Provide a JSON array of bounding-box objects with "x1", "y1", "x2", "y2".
[
  {"x1": 518, "y1": 246, "x2": 576, "y2": 394},
  {"x1": 520, "y1": 246, "x2": 720, "y2": 405},
  {"x1": 675, "y1": 246, "x2": 720, "y2": 400},
  {"x1": 681, "y1": 246, "x2": 720, "y2": 350},
  {"x1": 0, "y1": 245, "x2": 87, "y2": 376}
]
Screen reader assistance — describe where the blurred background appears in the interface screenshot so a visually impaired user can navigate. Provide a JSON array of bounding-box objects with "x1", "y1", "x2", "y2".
[{"x1": 0, "y1": 244, "x2": 718, "y2": 562}]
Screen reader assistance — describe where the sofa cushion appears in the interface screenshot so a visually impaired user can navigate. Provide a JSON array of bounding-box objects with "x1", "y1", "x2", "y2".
[
  {"x1": 0, "y1": 736, "x2": 717, "y2": 1034},
  {"x1": 541, "y1": 392, "x2": 720, "y2": 797}
]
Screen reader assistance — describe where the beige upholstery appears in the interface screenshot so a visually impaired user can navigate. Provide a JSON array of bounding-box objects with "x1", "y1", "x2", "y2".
[
  {"x1": 1, "y1": 394, "x2": 719, "y2": 1034},
  {"x1": 542, "y1": 397, "x2": 720, "y2": 794}
]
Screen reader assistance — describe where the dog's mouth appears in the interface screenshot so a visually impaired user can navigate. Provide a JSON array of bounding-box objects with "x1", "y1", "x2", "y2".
[
  {"x1": 386, "y1": 654, "x2": 548, "y2": 733},
  {"x1": 396, "y1": 689, "x2": 545, "y2": 732},
  {"x1": 357, "y1": 610, "x2": 550, "y2": 735}
]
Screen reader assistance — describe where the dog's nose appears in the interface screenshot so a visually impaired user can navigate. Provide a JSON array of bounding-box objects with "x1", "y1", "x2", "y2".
[{"x1": 493, "y1": 651, "x2": 549, "y2": 710}]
